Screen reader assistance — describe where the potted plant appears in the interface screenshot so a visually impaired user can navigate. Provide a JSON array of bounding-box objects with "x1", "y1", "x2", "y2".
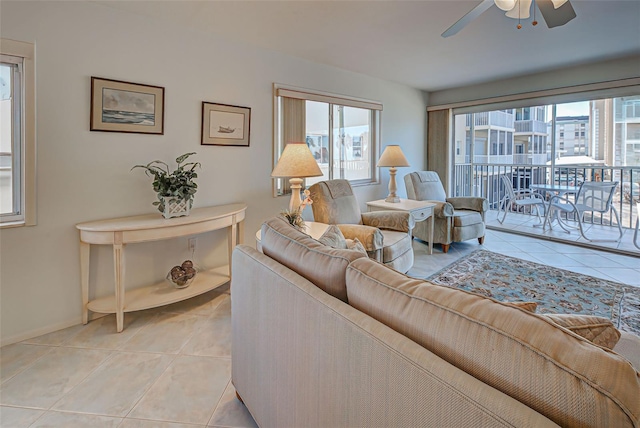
[{"x1": 132, "y1": 152, "x2": 201, "y2": 218}]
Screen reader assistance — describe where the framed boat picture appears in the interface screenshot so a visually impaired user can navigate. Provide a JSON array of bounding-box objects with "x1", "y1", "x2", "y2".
[
  {"x1": 201, "y1": 102, "x2": 251, "y2": 147},
  {"x1": 90, "y1": 77, "x2": 164, "y2": 134}
]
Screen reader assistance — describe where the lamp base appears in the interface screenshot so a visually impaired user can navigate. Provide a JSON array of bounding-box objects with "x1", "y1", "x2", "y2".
[
  {"x1": 385, "y1": 166, "x2": 400, "y2": 203},
  {"x1": 288, "y1": 178, "x2": 304, "y2": 212}
]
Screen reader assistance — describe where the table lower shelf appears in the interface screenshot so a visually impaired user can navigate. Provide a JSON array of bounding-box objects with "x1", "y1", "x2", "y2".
[{"x1": 86, "y1": 265, "x2": 230, "y2": 314}]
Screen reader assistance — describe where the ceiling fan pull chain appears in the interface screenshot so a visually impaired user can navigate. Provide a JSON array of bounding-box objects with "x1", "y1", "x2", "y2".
[
  {"x1": 532, "y1": 0, "x2": 538, "y2": 26},
  {"x1": 517, "y1": 0, "x2": 522, "y2": 29}
]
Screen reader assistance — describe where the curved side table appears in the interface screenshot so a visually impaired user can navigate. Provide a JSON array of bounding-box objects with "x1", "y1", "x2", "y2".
[{"x1": 77, "y1": 203, "x2": 247, "y2": 332}]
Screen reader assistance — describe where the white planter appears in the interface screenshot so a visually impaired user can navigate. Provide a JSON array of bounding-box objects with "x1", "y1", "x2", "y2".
[{"x1": 162, "y1": 197, "x2": 191, "y2": 219}]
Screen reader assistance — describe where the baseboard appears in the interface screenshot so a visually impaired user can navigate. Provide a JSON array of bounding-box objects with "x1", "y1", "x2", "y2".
[{"x1": 0, "y1": 312, "x2": 108, "y2": 347}]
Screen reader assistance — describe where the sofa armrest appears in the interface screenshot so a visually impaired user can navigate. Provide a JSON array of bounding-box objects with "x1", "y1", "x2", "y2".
[
  {"x1": 447, "y1": 196, "x2": 489, "y2": 214},
  {"x1": 337, "y1": 224, "x2": 383, "y2": 251},
  {"x1": 613, "y1": 331, "x2": 640, "y2": 372},
  {"x1": 361, "y1": 211, "x2": 415, "y2": 233}
]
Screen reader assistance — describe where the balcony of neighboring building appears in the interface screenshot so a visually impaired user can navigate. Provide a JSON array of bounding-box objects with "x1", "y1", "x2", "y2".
[
  {"x1": 514, "y1": 119, "x2": 548, "y2": 134},
  {"x1": 466, "y1": 111, "x2": 514, "y2": 130}
]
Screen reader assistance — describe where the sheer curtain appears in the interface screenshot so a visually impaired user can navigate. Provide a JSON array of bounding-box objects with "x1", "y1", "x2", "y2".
[{"x1": 427, "y1": 109, "x2": 452, "y2": 195}]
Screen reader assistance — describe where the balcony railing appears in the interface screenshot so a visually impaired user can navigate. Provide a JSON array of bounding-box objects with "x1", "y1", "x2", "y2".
[
  {"x1": 454, "y1": 163, "x2": 640, "y2": 229},
  {"x1": 457, "y1": 154, "x2": 551, "y2": 165},
  {"x1": 466, "y1": 111, "x2": 515, "y2": 129},
  {"x1": 514, "y1": 120, "x2": 548, "y2": 134}
]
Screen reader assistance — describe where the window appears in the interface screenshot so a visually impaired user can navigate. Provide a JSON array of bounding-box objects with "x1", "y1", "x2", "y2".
[
  {"x1": 1, "y1": 39, "x2": 35, "y2": 227},
  {"x1": 273, "y1": 85, "x2": 381, "y2": 195}
]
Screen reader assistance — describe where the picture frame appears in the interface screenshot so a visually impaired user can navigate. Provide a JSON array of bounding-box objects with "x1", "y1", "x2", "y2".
[
  {"x1": 201, "y1": 102, "x2": 251, "y2": 147},
  {"x1": 90, "y1": 77, "x2": 164, "y2": 134}
]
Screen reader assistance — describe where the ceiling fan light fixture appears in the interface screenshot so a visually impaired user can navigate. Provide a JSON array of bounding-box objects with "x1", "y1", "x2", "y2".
[
  {"x1": 494, "y1": 0, "x2": 516, "y2": 11},
  {"x1": 551, "y1": 0, "x2": 568, "y2": 9},
  {"x1": 505, "y1": 0, "x2": 532, "y2": 19}
]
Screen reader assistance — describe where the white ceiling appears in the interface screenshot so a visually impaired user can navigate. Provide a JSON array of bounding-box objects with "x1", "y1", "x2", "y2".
[{"x1": 96, "y1": 0, "x2": 640, "y2": 92}]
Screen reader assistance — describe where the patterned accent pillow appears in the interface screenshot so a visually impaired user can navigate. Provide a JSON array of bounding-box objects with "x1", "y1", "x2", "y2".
[
  {"x1": 346, "y1": 238, "x2": 368, "y2": 255},
  {"x1": 317, "y1": 225, "x2": 348, "y2": 249},
  {"x1": 506, "y1": 301, "x2": 538, "y2": 313},
  {"x1": 542, "y1": 313, "x2": 621, "y2": 349}
]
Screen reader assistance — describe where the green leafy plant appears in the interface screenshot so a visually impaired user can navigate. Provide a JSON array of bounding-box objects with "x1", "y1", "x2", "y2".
[{"x1": 131, "y1": 152, "x2": 201, "y2": 213}]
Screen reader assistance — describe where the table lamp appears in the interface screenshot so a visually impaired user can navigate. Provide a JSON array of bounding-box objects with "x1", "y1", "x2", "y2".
[
  {"x1": 271, "y1": 142, "x2": 323, "y2": 212},
  {"x1": 377, "y1": 145, "x2": 410, "y2": 203}
]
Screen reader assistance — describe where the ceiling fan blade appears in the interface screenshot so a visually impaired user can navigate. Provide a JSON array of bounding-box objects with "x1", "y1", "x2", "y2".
[
  {"x1": 441, "y1": 0, "x2": 494, "y2": 38},
  {"x1": 537, "y1": 0, "x2": 576, "y2": 28}
]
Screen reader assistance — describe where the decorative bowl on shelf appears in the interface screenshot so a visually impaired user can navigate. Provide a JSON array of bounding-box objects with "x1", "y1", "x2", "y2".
[{"x1": 166, "y1": 260, "x2": 197, "y2": 289}]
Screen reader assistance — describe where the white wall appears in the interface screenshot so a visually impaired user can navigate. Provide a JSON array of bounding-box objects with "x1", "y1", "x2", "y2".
[{"x1": 0, "y1": 1, "x2": 427, "y2": 345}]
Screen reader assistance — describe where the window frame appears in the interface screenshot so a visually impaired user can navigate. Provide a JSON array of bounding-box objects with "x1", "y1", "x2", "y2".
[
  {"x1": 0, "y1": 39, "x2": 35, "y2": 228},
  {"x1": 272, "y1": 83, "x2": 382, "y2": 197}
]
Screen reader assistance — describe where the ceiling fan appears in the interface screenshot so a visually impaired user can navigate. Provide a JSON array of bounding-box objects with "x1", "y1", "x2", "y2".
[{"x1": 442, "y1": 0, "x2": 577, "y2": 38}]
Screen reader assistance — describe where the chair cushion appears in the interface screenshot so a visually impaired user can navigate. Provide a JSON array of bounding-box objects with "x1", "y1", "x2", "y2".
[
  {"x1": 452, "y1": 209, "x2": 483, "y2": 227},
  {"x1": 345, "y1": 257, "x2": 640, "y2": 428},
  {"x1": 309, "y1": 180, "x2": 362, "y2": 225},
  {"x1": 260, "y1": 217, "x2": 366, "y2": 302},
  {"x1": 405, "y1": 172, "x2": 447, "y2": 202},
  {"x1": 380, "y1": 230, "x2": 412, "y2": 265}
]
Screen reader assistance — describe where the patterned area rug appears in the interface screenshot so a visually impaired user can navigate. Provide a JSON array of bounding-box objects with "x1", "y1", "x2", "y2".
[{"x1": 426, "y1": 249, "x2": 640, "y2": 336}]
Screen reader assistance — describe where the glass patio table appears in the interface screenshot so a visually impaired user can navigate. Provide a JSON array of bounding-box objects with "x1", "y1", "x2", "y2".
[{"x1": 529, "y1": 183, "x2": 580, "y2": 230}]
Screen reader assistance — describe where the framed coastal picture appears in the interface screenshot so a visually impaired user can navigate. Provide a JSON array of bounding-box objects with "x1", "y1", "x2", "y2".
[
  {"x1": 90, "y1": 77, "x2": 164, "y2": 134},
  {"x1": 201, "y1": 102, "x2": 251, "y2": 147}
]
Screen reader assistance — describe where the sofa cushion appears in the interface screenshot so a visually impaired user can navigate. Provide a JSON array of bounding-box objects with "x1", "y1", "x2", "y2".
[
  {"x1": 542, "y1": 313, "x2": 621, "y2": 349},
  {"x1": 260, "y1": 217, "x2": 366, "y2": 302},
  {"x1": 615, "y1": 331, "x2": 640, "y2": 372},
  {"x1": 506, "y1": 301, "x2": 538, "y2": 312},
  {"x1": 345, "y1": 257, "x2": 640, "y2": 428}
]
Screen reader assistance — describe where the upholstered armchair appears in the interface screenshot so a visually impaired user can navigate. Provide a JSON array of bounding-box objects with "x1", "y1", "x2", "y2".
[
  {"x1": 309, "y1": 179, "x2": 415, "y2": 273},
  {"x1": 404, "y1": 171, "x2": 488, "y2": 253}
]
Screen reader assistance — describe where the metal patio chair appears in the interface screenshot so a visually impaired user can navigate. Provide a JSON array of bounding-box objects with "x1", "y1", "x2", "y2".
[
  {"x1": 545, "y1": 181, "x2": 623, "y2": 242},
  {"x1": 497, "y1": 174, "x2": 546, "y2": 224}
]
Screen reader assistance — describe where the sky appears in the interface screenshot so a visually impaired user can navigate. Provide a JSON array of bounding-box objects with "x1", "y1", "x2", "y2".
[{"x1": 555, "y1": 101, "x2": 589, "y2": 117}]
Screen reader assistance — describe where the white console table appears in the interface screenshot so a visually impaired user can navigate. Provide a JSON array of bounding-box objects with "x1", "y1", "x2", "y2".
[{"x1": 76, "y1": 203, "x2": 247, "y2": 332}]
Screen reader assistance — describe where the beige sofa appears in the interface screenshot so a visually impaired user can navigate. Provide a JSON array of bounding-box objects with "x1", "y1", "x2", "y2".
[{"x1": 231, "y1": 217, "x2": 640, "y2": 428}]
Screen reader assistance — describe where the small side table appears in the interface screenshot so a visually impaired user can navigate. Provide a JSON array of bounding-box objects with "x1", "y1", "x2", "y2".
[{"x1": 366, "y1": 199, "x2": 435, "y2": 255}]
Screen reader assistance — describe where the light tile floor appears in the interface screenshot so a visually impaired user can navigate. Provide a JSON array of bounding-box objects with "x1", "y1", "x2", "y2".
[
  {"x1": 0, "y1": 284, "x2": 258, "y2": 428},
  {"x1": 2, "y1": 230, "x2": 639, "y2": 427}
]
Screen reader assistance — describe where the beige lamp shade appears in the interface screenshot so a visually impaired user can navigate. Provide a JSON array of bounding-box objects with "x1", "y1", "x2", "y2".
[
  {"x1": 377, "y1": 145, "x2": 410, "y2": 167},
  {"x1": 271, "y1": 142, "x2": 323, "y2": 178},
  {"x1": 272, "y1": 142, "x2": 323, "y2": 212}
]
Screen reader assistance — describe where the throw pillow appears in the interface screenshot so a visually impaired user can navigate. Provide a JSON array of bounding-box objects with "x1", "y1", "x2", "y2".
[
  {"x1": 506, "y1": 301, "x2": 538, "y2": 313},
  {"x1": 542, "y1": 313, "x2": 621, "y2": 349},
  {"x1": 317, "y1": 225, "x2": 348, "y2": 249},
  {"x1": 346, "y1": 238, "x2": 368, "y2": 255}
]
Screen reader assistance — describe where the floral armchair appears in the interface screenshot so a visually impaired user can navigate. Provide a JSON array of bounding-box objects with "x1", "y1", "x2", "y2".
[
  {"x1": 404, "y1": 171, "x2": 488, "y2": 253},
  {"x1": 309, "y1": 179, "x2": 415, "y2": 273}
]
